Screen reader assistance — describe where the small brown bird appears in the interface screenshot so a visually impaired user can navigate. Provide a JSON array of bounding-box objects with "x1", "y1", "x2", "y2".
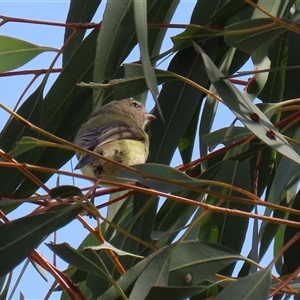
[{"x1": 74, "y1": 99, "x2": 155, "y2": 180}]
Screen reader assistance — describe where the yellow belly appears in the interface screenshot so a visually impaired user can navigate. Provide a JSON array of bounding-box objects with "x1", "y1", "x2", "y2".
[{"x1": 80, "y1": 139, "x2": 149, "y2": 179}]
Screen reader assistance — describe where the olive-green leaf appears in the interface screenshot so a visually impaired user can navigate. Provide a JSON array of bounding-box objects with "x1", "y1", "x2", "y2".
[
  {"x1": 224, "y1": 18, "x2": 289, "y2": 54},
  {"x1": 133, "y1": 0, "x2": 160, "y2": 111},
  {"x1": 118, "y1": 163, "x2": 208, "y2": 193},
  {"x1": 0, "y1": 35, "x2": 58, "y2": 72},
  {"x1": 63, "y1": 0, "x2": 101, "y2": 66},
  {"x1": 215, "y1": 267, "x2": 271, "y2": 299},
  {"x1": 0, "y1": 204, "x2": 83, "y2": 277},
  {"x1": 49, "y1": 185, "x2": 83, "y2": 199},
  {"x1": 47, "y1": 243, "x2": 110, "y2": 280},
  {"x1": 99, "y1": 244, "x2": 177, "y2": 300},
  {"x1": 196, "y1": 43, "x2": 300, "y2": 165},
  {"x1": 129, "y1": 243, "x2": 174, "y2": 299},
  {"x1": 169, "y1": 241, "x2": 242, "y2": 286}
]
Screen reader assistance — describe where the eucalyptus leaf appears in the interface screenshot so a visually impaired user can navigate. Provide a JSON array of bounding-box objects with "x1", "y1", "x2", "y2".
[
  {"x1": 196, "y1": 43, "x2": 300, "y2": 165},
  {"x1": 0, "y1": 204, "x2": 82, "y2": 277},
  {"x1": 0, "y1": 35, "x2": 58, "y2": 72},
  {"x1": 215, "y1": 267, "x2": 271, "y2": 300}
]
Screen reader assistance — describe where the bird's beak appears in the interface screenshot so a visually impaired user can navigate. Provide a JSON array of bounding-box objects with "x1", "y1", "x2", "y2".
[{"x1": 146, "y1": 113, "x2": 156, "y2": 121}]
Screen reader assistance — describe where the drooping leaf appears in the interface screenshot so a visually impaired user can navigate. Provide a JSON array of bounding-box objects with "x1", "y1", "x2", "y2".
[
  {"x1": 282, "y1": 190, "x2": 300, "y2": 276},
  {"x1": 86, "y1": 241, "x2": 143, "y2": 258},
  {"x1": 202, "y1": 126, "x2": 250, "y2": 150},
  {"x1": 149, "y1": 39, "x2": 218, "y2": 165},
  {"x1": 0, "y1": 28, "x2": 97, "y2": 199},
  {"x1": 129, "y1": 243, "x2": 173, "y2": 299},
  {"x1": 47, "y1": 243, "x2": 111, "y2": 280},
  {"x1": 169, "y1": 241, "x2": 242, "y2": 286},
  {"x1": 93, "y1": 0, "x2": 136, "y2": 108},
  {"x1": 145, "y1": 286, "x2": 208, "y2": 300},
  {"x1": 0, "y1": 204, "x2": 83, "y2": 277},
  {"x1": 196, "y1": 43, "x2": 300, "y2": 165},
  {"x1": 49, "y1": 185, "x2": 83, "y2": 199},
  {"x1": 119, "y1": 163, "x2": 210, "y2": 193},
  {"x1": 224, "y1": 18, "x2": 289, "y2": 54},
  {"x1": 99, "y1": 244, "x2": 177, "y2": 299},
  {"x1": 63, "y1": 0, "x2": 102, "y2": 66},
  {"x1": 215, "y1": 267, "x2": 271, "y2": 300},
  {"x1": 78, "y1": 63, "x2": 176, "y2": 100},
  {"x1": 133, "y1": 0, "x2": 159, "y2": 110}
]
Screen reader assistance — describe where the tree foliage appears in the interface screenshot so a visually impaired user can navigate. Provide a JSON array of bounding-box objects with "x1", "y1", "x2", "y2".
[{"x1": 1, "y1": 0, "x2": 300, "y2": 299}]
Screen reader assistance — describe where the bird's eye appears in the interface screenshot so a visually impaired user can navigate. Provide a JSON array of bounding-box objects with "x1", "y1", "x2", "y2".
[{"x1": 131, "y1": 102, "x2": 140, "y2": 109}]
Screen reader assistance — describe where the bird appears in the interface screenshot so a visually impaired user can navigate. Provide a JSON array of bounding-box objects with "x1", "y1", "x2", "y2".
[{"x1": 74, "y1": 99, "x2": 156, "y2": 180}]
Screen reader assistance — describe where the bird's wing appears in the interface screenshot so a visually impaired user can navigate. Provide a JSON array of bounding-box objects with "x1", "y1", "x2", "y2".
[
  {"x1": 74, "y1": 121, "x2": 146, "y2": 170},
  {"x1": 76, "y1": 121, "x2": 146, "y2": 150}
]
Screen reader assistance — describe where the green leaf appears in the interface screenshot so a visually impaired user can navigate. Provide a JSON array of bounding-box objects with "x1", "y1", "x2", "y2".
[
  {"x1": 284, "y1": 31, "x2": 300, "y2": 100},
  {"x1": 153, "y1": 191, "x2": 201, "y2": 248},
  {"x1": 99, "y1": 244, "x2": 176, "y2": 299},
  {"x1": 199, "y1": 47, "x2": 250, "y2": 160},
  {"x1": 93, "y1": 0, "x2": 135, "y2": 107},
  {"x1": 49, "y1": 185, "x2": 83, "y2": 199},
  {"x1": 265, "y1": 127, "x2": 300, "y2": 208},
  {"x1": 202, "y1": 126, "x2": 250, "y2": 150},
  {"x1": 215, "y1": 267, "x2": 271, "y2": 299},
  {"x1": 209, "y1": 0, "x2": 251, "y2": 23},
  {"x1": 145, "y1": 286, "x2": 207, "y2": 300},
  {"x1": 224, "y1": 18, "x2": 288, "y2": 54},
  {"x1": 0, "y1": 204, "x2": 83, "y2": 277},
  {"x1": 282, "y1": 190, "x2": 300, "y2": 275},
  {"x1": 0, "y1": 35, "x2": 58, "y2": 72},
  {"x1": 63, "y1": 0, "x2": 101, "y2": 66},
  {"x1": 0, "y1": 28, "x2": 97, "y2": 199},
  {"x1": 198, "y1": 159, "x2": 254, "y2": 273},
  {"x1": 0, "y1": 271, "x2": 11, "y2": 300},
  {"x1": 172, "y1": 25, "x2": 224, "y2": 50},
  {"x1": 147, "y1": 0, "x2": 179, "y2": 57},
  {"x1": 196, "y1": 43, "x2": 300, "y2": 165},
  {"x1": 258, "y1": 37, "x2": 287, "y2": 104},
  {"x1": 119, "y1": 163, "x2": 209, "y2": 193},
  {"x1": 47, "y1": 243, "x2": 111, "y2": 280},
  {"x1": 178, "y1": 101, "x2": 201, "y2": 164},
  {"x1": 7, "y1": 136, "x2": 60, "y2": 158},
  {"x1": 78, "y1": 63, "x2": 176, "y2": 100},
  {"x1": 169, "y1": 241, "x2": 242, "y2": 286},
  {"x1": 129, "y1": 243, "x2": 174, "y2": 299},
  {"x1": 149, "y1": 39, "x2": 218, "y2": 165},
  {"x1": 133, "y1": 0, "x2": 160, "y2": 112}
]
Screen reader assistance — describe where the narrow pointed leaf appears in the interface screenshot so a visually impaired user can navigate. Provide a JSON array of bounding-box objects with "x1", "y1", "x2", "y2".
[
  {"x1": 78, "y1": 63, "x2": 176, "y2": 100},
  {"x1": 118, "y1": 163, "x2": 209, "y2": 193},
  {"x1": 93, "y1": 0, "x2": 135, "y2": 107},
  {"x1": 63, "y1": 0, "x2": 101, "y2": 65},
  {"x1": 196, "y1": 43, "x2": 300, "y2": 165},
  {"x1": 0, "y1": 35, "x2": 58, "y2": 72},
  {"x1": 0, "y1": 204, "x2": 82, "y2": 277},
  {"x1": 224, "y1": 18, "x2": 289, "y2": 54},
  {"x1": 215, "y1": 267, "x2": 271, "y2": 300},
  {"x1": 86, "y1": 241, "x2": 143, "y2": 258},
  {"x1": 133, "y1": 0, "x2": 160, "y2": 113},
  {"x1": 47, "y1": 243, "x2": 110, "y2": 280},
  {"x1": 99, "y1": 244, "x2": 176, "y2": 299},
  {"x1": 49, "y1": 185, "x2": 83, "y2": 199},
  {"x1": 169, "y1": 241, "x2": 242, "y2": 286},
  {"x1": 129, "y1": 244, "x2": 174, "y2": 299},
  {"x1": 145, "y1": 286, "x2": 207, "y2": 300}
]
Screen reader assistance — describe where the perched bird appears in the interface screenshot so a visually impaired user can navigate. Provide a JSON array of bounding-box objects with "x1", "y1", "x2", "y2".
[{"x1": 74, "y1": 99, "x2": 156, "y2": 180}]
